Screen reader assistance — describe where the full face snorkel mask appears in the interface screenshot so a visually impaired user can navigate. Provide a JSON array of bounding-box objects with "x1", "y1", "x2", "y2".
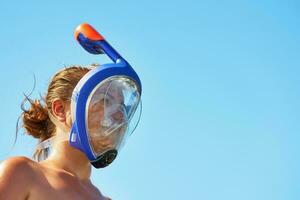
[{"x1": 37, "y1": 23, "x2": 142, "y2": 168}]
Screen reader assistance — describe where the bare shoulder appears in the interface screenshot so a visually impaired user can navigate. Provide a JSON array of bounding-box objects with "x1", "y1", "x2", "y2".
[
  {"x1": 1, "y1": 156, "x2": 34, "y2": 166},
  {"x1": 0, "y1": 156, "x2": 37, "y2": 199},
  {"x1": 0, "y1": 156, "x2": 36, "y2": 176},
  {"x1": 86, "y1": 180, "x2": 112, "y2": 200},
  {"x1": 92, "y1": 184, "x2": 112, "y2": 200}
]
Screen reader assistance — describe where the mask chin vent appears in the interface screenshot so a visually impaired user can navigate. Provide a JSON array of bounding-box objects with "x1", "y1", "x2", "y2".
[{"x1": 91, "y1": 149, "x2": 118, "y2": 168}]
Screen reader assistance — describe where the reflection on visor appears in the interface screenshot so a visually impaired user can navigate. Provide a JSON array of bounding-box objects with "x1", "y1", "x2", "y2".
[{"x1": 85, "y1": 76, "x2": 141, "y2": 157}]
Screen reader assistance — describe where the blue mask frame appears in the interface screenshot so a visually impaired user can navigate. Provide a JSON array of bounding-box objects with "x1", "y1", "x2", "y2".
[{"x1": 69, "y1": 23, "x2": 142, "y2": 168}]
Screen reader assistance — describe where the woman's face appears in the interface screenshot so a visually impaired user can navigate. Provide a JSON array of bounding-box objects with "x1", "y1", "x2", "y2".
[{"x1": 86, "y1": 92, "x2": 127, "y2": 155}]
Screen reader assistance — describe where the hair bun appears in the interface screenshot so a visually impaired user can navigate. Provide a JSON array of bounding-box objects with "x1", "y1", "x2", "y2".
[{"x1": 22, "y1": 99, "x2": 54, "y2": 140}]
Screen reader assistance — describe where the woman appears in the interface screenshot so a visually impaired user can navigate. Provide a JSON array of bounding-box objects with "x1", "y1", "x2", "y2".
[{"x1": 0, "y1": 66, "x2": 113, "y2": 199}]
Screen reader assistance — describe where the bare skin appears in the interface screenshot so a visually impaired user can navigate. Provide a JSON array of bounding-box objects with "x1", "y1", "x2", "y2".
[{"x1": 0, "y1": 99, "x2": 112, "y2": 200}]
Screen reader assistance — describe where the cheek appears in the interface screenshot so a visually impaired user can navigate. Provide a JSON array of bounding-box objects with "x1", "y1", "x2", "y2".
[{"x1": 88, "y1": 110, "x2": 104, "y2": 131}]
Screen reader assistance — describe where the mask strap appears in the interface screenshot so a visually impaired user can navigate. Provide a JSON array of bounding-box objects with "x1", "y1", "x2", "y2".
[{"x1": 36, "y1": 132, "x2": 70, "y2": 150}]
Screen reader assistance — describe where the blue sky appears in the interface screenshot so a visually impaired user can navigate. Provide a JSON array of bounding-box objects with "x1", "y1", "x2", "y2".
[{"x1": 0, "y1": 0, "x2": 299, "y2": 199}]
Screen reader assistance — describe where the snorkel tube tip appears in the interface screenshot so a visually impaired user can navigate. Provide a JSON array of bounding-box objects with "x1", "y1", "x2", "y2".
[
  {"x1": 74, "y1": 23, "x2": 104, "y2": 41},
  {"x1": 74, "y1": 23, "x2": 106, "y2": 54}
]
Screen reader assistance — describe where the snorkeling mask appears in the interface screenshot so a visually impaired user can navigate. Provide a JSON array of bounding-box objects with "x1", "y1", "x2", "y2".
[{"x1": 37, "y1": 23, "x2": 142, "y2": 168}]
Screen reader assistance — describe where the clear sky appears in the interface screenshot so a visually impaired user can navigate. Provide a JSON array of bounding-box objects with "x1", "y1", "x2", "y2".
[{"x1": 0, "y1": 0, "x2": 299, "y2": 199}]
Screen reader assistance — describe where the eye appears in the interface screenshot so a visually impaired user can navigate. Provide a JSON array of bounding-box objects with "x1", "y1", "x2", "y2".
[{"x1": 104, "y1": 98, "x2": 111, "y2": 106}]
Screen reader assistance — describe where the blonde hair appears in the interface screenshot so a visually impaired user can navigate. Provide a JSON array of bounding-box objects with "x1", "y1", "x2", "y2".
[{"x1": 20, "y1": 65, "x2": 97, "y2": 161}]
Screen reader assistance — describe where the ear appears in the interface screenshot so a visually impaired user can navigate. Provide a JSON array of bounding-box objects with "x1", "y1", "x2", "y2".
[{"x1": 51, "y1": 99, "x2": 67, "y2": 122}]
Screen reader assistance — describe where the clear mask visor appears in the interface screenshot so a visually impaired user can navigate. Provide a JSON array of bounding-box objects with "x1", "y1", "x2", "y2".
[{"x1": 86, "y1": 76, "x2": 141, "y2": 157}]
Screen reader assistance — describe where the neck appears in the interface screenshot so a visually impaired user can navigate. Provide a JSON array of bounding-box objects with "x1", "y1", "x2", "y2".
[{"x1": 40, "y1": 128, "x2": 92, "y2": 180}]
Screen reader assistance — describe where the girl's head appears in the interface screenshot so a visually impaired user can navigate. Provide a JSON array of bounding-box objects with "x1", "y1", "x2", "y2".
[
  {"x1": 20, "y1": 64, "x2": 138, "y2": 166},
  {"x1": 21, "y1": 65, "x2": 95, "y2": 160}
]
